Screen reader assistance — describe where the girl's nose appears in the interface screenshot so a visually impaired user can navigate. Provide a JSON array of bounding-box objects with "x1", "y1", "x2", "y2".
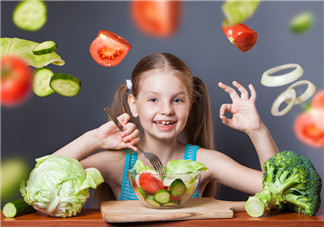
[{"x1": 160, "y1": 102, "x2": 174, "y2": 115}]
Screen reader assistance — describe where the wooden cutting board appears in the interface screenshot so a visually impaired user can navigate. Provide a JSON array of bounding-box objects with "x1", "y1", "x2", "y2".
[{"x1": 101, "y1": 197, "x2": 246, "y2": 223}]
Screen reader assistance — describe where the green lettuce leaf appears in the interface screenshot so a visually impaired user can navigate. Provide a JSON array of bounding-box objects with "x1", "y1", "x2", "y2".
[
  {"x1": 133, "y1": 160, "x2": 153, "y2": 174},
  {"x1": 20, "y1": 155, "x2": 103, "y2": 217},
  {"x1": 165, "y1": 160, "x2": 208, "y2": 174},
  {"x1": 0, "y1": 37, "x2": 65, "y2": 68},
  {"x1": 222, "y1": 0, "x2": 261, "y2": 26}
]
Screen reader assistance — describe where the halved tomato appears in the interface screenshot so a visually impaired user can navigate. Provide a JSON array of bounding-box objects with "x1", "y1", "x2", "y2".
[
  {"x1": 139, "y1": 172, "x2": 165, "y2": 194},
  {"x1": 311, "y1": 90, "x2": 324, "y2": 110},
  {"x1": 1, "y1": 56, "x2": 32, "y2": 106},
  {"x1": 130, "y1": 1, "x2": 182, "y2": 38},
  {"x1": 294, "y1": 109, "x2": 324, "y2": 148},
  {"x1": 89, "y1": 30, "x2": 131, "y2": 67}
]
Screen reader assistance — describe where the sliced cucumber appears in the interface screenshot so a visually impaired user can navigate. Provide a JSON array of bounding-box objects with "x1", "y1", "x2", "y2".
[
  {"x1": 50, "y1": 73, "x2": 81, "y2": 97},
  {"x1": 3, "y1": 199, "x2": 36, "y2": 218},
  {"x1": 154, "y1": 189, "x2": 170, "y2": 204},
  {"x1": 290, "y1": 11, "x2": 314, "y2": 34},
  {"x1": 162, "y1": 200, "x2": 179, "y2": 207},
  {"x1": 135, "y1": 187, "x2": 146, "y2": 200},
  {"x1": 12, "y1": 0, "x2": 47, "y2": 32},
  {"x1": 170, "y1": 179, "x2": 186, "y2": 197},
  {"x1": 32, "y1": 41, "x2": 57, "y2": 55},
  {"x1": 33, "y1": 67, "x2": 54, "y2": 97},
  {"x1": 145, "y1": 195, "x2": 160, "y2": 208}
]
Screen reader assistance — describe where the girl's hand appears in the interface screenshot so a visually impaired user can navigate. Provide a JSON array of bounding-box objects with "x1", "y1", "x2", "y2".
[
  {"x1": 218, "y1": 81, "x2": 263, "y2": 134},
  {"x1": 94, "y1": 113, "x2": 140, "y2": 151}
]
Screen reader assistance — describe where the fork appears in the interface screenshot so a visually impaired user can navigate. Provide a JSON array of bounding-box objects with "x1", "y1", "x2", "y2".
[{"x1": 104, "y1": 107, "x2": 165, "y2": 175}]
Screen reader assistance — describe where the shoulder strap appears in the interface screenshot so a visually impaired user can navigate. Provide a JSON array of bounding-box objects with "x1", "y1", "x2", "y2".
[
  {"x1": 183, "y1": 144, "x2": 199, "y2": 161},
  {"x1": 119, "y1": 150, "x2": 138, "y2": 200}
]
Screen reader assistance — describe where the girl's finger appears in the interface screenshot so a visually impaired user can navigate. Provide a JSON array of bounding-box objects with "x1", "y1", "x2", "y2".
[
  {"x1": 219, "y1": 103, "x2": 232, "y2": 116},
  {"x1": 219, "y1": 115, "x2": 230, "y2": 125},
  {"x1": 233, "y1": 81, "x2": 248, "y2": 99},
  {"x1": 249, "y1": 84, "x2": 257, "y2": 101},
  {"x1": 122, "y1": 129, "x2": 140, "y2": 142},
  {"x1": 117, "y1": 113, "x2": 130, "y2": 129},
  {"x1": 218, "y1": 82, "x2": 240, "y2": 101}
]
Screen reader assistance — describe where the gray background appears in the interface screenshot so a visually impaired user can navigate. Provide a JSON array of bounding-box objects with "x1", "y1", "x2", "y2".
[{"x1": 1, "y1": 1, "x2": 323, "y2": 209}]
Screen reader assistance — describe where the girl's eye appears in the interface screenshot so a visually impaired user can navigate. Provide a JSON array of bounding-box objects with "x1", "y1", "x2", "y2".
[
  {"x1": 148, "y1": 98, "x2": 158, "y2": 102},
  {"x1": 173, "y1": 98, "x2": 183, "y2": 103}
]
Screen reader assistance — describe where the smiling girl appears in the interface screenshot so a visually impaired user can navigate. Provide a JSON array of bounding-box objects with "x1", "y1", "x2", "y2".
[{"x1": 54, "y1": 52, "x2": 278, "y2": 205}]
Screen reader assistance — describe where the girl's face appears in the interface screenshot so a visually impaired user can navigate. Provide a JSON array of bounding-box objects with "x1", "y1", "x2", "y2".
[{"x1": 129, "y1": 69, "x2": 192, "y2": 141}]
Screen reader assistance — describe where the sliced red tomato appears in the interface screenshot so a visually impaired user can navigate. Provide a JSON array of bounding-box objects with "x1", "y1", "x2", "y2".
[
  {"x1": 89, "y1": 30, "x2": 131, "y2": 67},
  {"x1": 130, "y1": 1, "x2": 182, "y2": 38},
  {"x1": 294, "y1": 109, "x2": 324, "y2": 148},
  {"x1": 1, "y1": 55, "x2": 32, "y2": 106},
  {"x1": 139, "y1": 172, "x2": 164, "y2": 194},
  {"x1": 222, "y1": 23, "x2": 257, "y2": 52},
  {"x1": 311, "y1": 90, "x2": 324, "y2": 110}
]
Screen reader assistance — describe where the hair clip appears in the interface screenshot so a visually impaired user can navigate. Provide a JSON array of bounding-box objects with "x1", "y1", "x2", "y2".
[{"x1": 126, "y1": 79, "x2": 132, "y2": 94}]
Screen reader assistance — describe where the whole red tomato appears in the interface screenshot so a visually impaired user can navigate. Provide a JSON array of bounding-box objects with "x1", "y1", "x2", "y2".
[
  {"x1": 1, "y1": 56, "x2": 32, "y2": 106},
  {"x1": 222, "y1": 23, "x2": 257, "y2": 52},
  {"x1": 130, "y1": 1, "x2": 182, "y2": 38}
]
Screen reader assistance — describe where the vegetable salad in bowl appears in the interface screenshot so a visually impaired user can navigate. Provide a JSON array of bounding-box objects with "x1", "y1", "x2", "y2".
[{"x1": 127, "y1": 160, "x2": 207, "y2": 208}]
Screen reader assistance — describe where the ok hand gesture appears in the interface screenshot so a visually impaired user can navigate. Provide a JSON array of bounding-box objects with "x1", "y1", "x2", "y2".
[{"x1": 218, "y1": 81, "x2": 263, "y2": 134}]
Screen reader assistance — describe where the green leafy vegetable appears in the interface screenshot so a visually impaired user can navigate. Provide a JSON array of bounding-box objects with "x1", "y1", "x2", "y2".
[
  {"x1": 20, "y1": 155, "x2": 104, "y2": 217},
  {"x1": 133, "y1": 160, "x2": 154, "y2": 174},
  {"x1": 222, "y1": 0, "x2": 260, "y2": 26},
  {"x1": 164, "y1": 160, "x2": 208, "y2": 174},
  {"x1": 0, "y1": 38, "x2": 65, "y2": 68},
  {"x1": 245, "y1": 150, "x2": 322, "y2": 217}
]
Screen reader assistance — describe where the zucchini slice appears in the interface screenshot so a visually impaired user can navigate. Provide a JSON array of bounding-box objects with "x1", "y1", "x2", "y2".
[
  {"x1": 32, "y1": 41, "x2": 57, "y2": 55},
  {"x1": 32, "y1": 67, "x2": 54, "y2": 97},
  {"x1": 50, "y1": 73, "x2": 81, "y2": 97}
]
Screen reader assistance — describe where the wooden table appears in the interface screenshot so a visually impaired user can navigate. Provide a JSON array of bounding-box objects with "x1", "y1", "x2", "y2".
[{"x1": 2, "y1": 209, "x2": 324, "y2": 226}]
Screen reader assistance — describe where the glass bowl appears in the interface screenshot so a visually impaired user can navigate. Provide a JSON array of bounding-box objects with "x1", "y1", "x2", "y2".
[{"x1": 127, "y1": 170, "x2": 201, "y2": 209}]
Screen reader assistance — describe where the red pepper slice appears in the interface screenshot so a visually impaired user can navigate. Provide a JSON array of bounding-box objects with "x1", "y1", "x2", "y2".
[{"x1": 222, "y1": 23, "x2": 257, "y2": 52}]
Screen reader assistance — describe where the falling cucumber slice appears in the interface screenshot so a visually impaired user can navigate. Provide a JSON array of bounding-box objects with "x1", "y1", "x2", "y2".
[
  {"x1": 33, "y1": 67, "x2": 54, "y2": 97},
  {"x1": 50, "y1": 73, "x2": 81, "y2": 97},
  {"x1": 12, "y1": 0, "x2": 47, "y2": 32},
  {"x1": 290, "y1": 11, "x2": 314, "y2": 34},
  {"x1": 32, "y1": 41, "x2": 57, "y2": 55}
]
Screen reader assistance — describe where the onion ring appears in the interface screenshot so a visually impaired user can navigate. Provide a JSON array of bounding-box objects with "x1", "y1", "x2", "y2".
[
  {"x1": 271, "y1": 88, "x2": 297, "y2": 116},
  {"x1": 261, "y1": 63, "x2": 304, "y2": 87},
  {"x1": 285, "y1": 80, "x2": 316, "y2": 105}
]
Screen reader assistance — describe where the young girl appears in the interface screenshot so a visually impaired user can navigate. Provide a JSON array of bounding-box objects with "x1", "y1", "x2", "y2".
[{"x1": 53, "y1": 52, "x2": 279, "y2": 204}]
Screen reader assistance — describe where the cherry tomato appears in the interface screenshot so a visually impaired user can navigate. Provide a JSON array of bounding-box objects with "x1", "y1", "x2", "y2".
[
  {"x1": 222, "y1": 23, "x2": 257, "y2": 52},
  {"x1": 311, "y1": 90, "x2": 324, "y2": 110},
  {"x1": 89, "y1": 30, "x2": 131, "y2": 67},
  {"x1": 139, "y1": 172, "x2": 164, "y2": 194},
  {"x1": 294, "y1": 109, "x2": 324, "y2": 148},
  {"x1": 1, "y1": 56, "x2": 32, "y2": 106},
  {"x1": 130, "y1": 1, "x2": 182, "y2": 38}
]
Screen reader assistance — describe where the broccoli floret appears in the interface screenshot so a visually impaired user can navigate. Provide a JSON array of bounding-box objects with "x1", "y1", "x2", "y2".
[{"x1": 245, "y1": 150, "x2": 322, "y2": 217}]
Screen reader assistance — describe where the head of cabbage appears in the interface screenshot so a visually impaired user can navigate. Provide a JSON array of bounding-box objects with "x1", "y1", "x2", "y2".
[{"x1": 20, "y1": 155, "x2": 104, "y2": 217}]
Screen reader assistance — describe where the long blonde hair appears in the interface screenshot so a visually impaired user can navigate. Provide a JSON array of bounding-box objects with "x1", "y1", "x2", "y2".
[{"x1": 95, "y1": 53, "x2": 215, "y2": 205}]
